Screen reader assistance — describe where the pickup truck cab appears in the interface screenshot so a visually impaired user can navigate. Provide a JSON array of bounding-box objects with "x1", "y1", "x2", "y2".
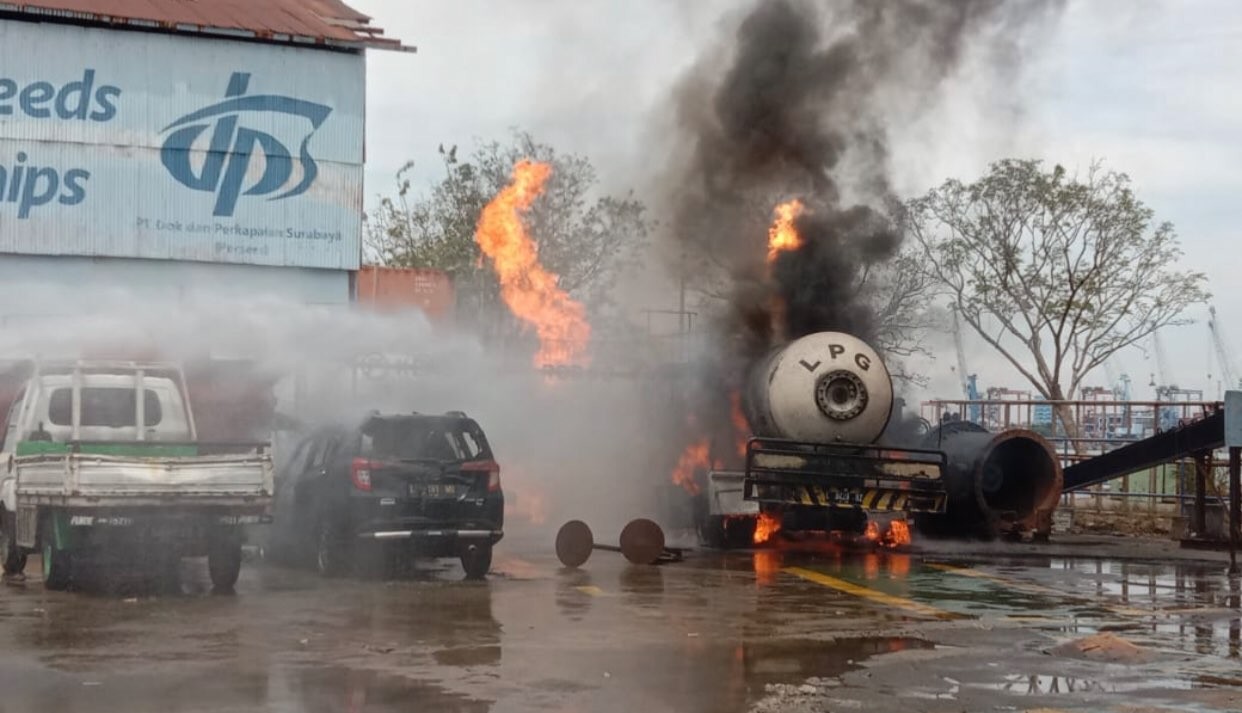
[{"x1": 0, "y1": 360, "x2": 273, "y2": 591}]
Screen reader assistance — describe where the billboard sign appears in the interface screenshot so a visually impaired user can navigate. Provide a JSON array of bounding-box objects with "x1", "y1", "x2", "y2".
[{"x1": 0, "y1": 21, "x2": 364, "y2": 269}]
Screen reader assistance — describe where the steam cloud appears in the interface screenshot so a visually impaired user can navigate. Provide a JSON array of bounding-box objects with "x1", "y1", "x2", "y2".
[
  {"x1": 664, "y1": 0, "x2": 1062, "y2": 360},
  {"x1": 0, "y1": 284, "x2": 660, "y2": 537}
]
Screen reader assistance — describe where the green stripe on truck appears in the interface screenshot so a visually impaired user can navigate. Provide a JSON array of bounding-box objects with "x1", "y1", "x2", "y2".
[{"x1": 15, "y1": 441, "x2": 199, "y2": 458}]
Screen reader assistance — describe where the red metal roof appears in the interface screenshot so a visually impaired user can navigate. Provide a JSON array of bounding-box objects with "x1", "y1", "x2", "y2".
[{"x1": 4, "y1": 0, "x2": 413, "y2": 51}]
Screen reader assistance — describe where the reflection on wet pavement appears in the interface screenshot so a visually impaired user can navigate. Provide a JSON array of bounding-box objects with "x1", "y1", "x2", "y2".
[{"x1": 0, "y1": 538, "x2": 1238, "y2": 712}]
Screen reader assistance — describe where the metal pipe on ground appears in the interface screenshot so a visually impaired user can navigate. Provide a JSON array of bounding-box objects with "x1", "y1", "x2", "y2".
[{"x1": 919, "y1": 423, "x2": 1063, "y2": 539}]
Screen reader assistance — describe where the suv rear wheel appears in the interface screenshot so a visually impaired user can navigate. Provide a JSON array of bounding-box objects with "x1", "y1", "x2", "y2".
[
  {"x1": 460, "y1": 543, "x2": 492, "y2": 580},
  {"x1": 315, "y1": 520, "x2": 349, "y2": 578}
]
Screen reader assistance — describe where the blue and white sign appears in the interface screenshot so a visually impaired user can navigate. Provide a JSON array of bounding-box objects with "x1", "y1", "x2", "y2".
[{"x1": 0, "y1": 21, "x2": 364, "y2": 270}]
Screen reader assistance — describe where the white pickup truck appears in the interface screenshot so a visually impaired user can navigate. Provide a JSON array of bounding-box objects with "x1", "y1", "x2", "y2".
[{"x1": 0, "y1": 360, "x2": 273, "y2": 591}]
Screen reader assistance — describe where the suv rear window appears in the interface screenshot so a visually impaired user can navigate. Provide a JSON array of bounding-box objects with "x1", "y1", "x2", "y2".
[
  {"x1": 360, "y1": 418, "x2": 490, "y2": 462},
  {"x1": 48, "y1": 388, "x2": 163, "y2": 428}
]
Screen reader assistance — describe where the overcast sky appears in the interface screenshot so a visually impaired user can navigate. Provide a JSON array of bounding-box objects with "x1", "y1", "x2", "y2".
[{"x1": 352, "y1": 0, "x2": 1242, "y2": 402}]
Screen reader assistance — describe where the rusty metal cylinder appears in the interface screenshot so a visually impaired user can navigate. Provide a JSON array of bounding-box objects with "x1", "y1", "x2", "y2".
[
  {"x1": 744, "y1": 332, "x2": 894, "y2": 445},
  {"x1": 924, "y1": 423, "x2": 1063, "y2": 537}
]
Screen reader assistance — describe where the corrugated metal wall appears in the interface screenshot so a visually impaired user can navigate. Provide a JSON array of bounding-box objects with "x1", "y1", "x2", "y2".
[{"x1": 0, "y1": 19, "x2": 365, "y2": 270}]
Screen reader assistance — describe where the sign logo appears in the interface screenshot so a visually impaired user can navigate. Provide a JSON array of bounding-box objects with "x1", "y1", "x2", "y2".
[{"x1": 160, "y1": 72, "x2": 331, "y2": 217}]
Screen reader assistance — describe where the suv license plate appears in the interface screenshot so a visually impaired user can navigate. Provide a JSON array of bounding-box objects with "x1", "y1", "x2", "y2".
[{"x1": 412, "y1": 483, "x2": 458, "y2": 498}]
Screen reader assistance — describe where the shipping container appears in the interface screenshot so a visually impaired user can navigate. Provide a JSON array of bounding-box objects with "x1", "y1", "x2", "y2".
[{"x1": 355, "y1": 265, "x2": 455, "y2": 322}]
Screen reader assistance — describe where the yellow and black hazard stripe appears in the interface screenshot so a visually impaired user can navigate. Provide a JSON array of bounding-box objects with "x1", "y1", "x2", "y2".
[
  {"x1": 790, "y1": 486, "x2": 912, "y2": 511},
  {"x1": 756, "y1": 484, "x2": 948, "y2": 513},
  {"x1": 857, "y1": 489, "x2": 911, "y2": 511}
]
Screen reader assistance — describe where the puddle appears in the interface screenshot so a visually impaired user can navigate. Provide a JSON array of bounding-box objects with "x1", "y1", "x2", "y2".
[
  {"x1": 291, "y1": 665, "x2": 492, "y2": 712},
  {"x1": 739, "y1": 637, "x2": 935, "y2": 690},
  {"x1": 969, "y1": 673, "x2": 1197, "y2": 694}
]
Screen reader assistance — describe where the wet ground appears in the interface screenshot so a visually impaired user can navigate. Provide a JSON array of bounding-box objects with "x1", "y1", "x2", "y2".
[{"x1": 1, "y1": 531, "x2": 1240, "y2": 713}]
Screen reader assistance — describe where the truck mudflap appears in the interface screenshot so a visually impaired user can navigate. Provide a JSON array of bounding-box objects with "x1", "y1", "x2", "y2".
[{"x1": 743, "y1": 437, "x2": 949, "y2": 514}]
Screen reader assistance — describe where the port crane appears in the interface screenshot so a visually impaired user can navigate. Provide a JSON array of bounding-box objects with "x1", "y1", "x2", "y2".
[
  {"x1": 1207, "y1": 305, "x2": 1241, "y2": 397},
  {"x1": 951, "y1": 308, "x2": 981, "y2": 422}
]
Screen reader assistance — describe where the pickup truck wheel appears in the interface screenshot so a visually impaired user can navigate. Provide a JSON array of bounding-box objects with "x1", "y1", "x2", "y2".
[
  {"x1": 207, "y1": 538, "x2": 242, "y2": 592},
  {"x1": 2, "y1": 512, "x2": 27, "y2": 576},
  {"x1": 315, "y1": 521, "x2": 349, "y2": 578},
  {"x1": 460, "y1": 543, "x2": 493, "y2": 581},
  {"x1": 40, "y1": 519, "x2": 71, "y2": 591}
]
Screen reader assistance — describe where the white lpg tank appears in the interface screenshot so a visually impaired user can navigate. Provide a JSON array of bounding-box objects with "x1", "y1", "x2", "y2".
[{"x1": 744, "y1": 332, "x2": 894, "y2": 444}]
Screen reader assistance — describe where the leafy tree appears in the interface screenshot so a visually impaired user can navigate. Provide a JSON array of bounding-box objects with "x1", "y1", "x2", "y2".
[
  {"x1": 907, "y1": 159, "x2": 1209, "y2": 437},
  {"x1": 365, "y1": 132, "x2": 650, "y2": 339}
]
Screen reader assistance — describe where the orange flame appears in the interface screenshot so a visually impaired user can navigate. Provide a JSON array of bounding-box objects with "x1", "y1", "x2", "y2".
[
  {"x1": 884, "y1": 519, "x2": 912, "y2": 548},
  {"x1": 672, "y1": 438, "x2": 710, "y2": 496},
  {"x1": 729, "y1": 391, "x2": 750, "y2": 458},
  {"x1": 766, "y1": 199, "x2": 805, "y2": 263},
  {"x1": 475, "y1": 160, "x2": 591, "y2": 367},
  {"x1": 864, "y1": 520, "x2": 880, "y2": 542},
  {"x1": 753, "y1": 511, "x2": 782, "y2": 545}
]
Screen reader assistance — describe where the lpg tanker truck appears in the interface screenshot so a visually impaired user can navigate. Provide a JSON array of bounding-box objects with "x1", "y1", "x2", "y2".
[{"x1": 716, "y1": 331, "x2": 1063, "y2": 542}]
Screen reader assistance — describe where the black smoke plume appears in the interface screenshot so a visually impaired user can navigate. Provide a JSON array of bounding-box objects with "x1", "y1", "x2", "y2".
[
  {"x1": 653, "y1": 0, "x2": 1061, "y2": 476},
  {"x1": 665, "y1": 0, "x2": 1061, "y2": 364}
]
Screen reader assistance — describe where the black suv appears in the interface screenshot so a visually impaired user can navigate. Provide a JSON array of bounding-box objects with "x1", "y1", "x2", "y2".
[{"x1": 269, "y1": 412, "x2": 503, "y2": 579}]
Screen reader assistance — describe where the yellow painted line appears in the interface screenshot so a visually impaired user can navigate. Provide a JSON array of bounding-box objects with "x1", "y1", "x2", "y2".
[
  {"x1": 575, "y1": 585, "x2": 604, "y2": 596},
  {"x1": 784, "y1": 567, "x2": 960, "y2": 620}
]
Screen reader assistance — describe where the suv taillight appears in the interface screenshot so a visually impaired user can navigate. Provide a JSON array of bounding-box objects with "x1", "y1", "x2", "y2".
[
  {"x1": 351, "y1": 458, "x2": 373, "y2": 492},
  {"x1": 462, "y1": 459, "x2": 501, "y2": 492}
]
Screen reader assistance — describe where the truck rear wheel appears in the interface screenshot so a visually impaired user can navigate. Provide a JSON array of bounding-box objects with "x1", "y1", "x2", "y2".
[
  {"x1": 2, "y1": 511, "x2": 27, "y2": 576},
  {"x1": 207, "y1": 536, "x2": 242, "y2": 592},
  {"x1": 40, "y1": 517, "x2": 72, "y2": 591}
]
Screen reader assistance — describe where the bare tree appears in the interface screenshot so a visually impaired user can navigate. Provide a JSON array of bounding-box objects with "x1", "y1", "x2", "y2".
[
  {"x1": 860, "y1": 249, "x2": 936, "y2": 361},
  {"x1": 908, "y1": 159, "x2": 1209, "y2": 436}
]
